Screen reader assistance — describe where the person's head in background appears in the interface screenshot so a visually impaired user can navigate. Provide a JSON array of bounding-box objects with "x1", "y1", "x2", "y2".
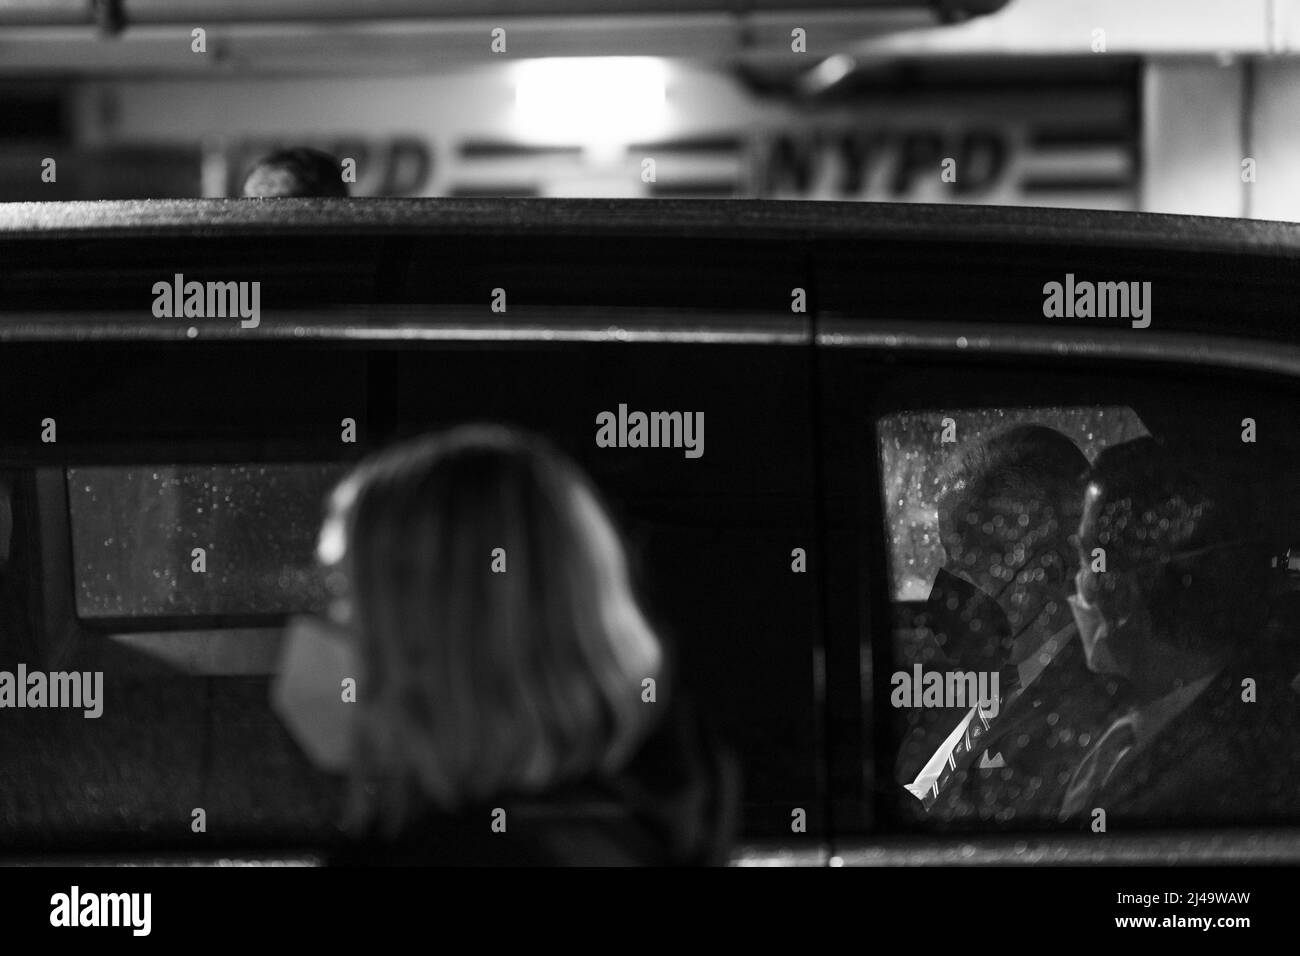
[
  {"x1": 934, "y1": 424, "x2": 1090, "y2": 662},
  {"x1": 317, "y1": 424, "x2": 664, "y2": 837},
  {"x1": 1071, "y1": 438, "x2": 1274, "y2": 699},
  {"x1": 241, "y1": 147, "x2": 349, "y2": 198}
]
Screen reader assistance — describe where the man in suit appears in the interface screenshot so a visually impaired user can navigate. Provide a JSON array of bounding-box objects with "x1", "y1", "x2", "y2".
[
  {"x1": 1059, "y1": 439, "x2": 1300, "y2": 826},
  {"x1": 900, "y1": 425, "x2": 1119, "y2": 823}
]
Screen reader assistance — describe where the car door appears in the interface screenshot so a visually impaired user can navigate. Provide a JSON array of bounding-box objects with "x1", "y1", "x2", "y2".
[
  {"x1": 818, "y1": 324, "x2": 1300, "y2": 863},
  {"x1": 0, "y1": 205, "x2": 828, "y2": 862}
]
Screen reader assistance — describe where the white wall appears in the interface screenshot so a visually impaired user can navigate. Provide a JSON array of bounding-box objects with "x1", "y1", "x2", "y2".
[
  {"x1": 1142, "y1": 60, "x2": 1245, "y2": 218},
  {"x1": 72, "y1": 63, "x2": 767, "y2": 198},
  {"x1": 1248, "y1": 59, "x2": 1300, "y2": 220}
]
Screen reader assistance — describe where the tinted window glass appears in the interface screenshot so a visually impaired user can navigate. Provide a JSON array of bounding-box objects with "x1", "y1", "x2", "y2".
[
  {"x1": 69, "y1": 464, "x2": 344, "y2": 619},
  {"x1": 880, "y1": 407, "x2": 1147, "y2": 600},
  {"x1": 870, "y1": 383, "x2": 1300, "y2": 832}
]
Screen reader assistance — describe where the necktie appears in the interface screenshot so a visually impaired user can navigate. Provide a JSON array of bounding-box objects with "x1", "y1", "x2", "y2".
[{"x1": 1058, "y1": 720, "x2": 1137, "y2": 820}]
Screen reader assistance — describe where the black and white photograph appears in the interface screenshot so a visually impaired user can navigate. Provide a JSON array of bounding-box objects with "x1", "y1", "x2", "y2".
[{"x1": 0, "y1": 0, "x2": 1296, "y2": 939}]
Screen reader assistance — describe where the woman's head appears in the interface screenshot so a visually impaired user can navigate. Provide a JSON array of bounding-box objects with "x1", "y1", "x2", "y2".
[{"x1": 322, "y1": 425, "x2": 664, "y2": 832}]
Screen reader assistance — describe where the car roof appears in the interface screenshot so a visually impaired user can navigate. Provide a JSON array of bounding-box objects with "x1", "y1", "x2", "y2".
[
  {"x1": 0, "y1": 197, "x2": 1298, "y2": 253},
  {"x1": 1, "y1": 199, "x2": 1298, "y2": 357}
]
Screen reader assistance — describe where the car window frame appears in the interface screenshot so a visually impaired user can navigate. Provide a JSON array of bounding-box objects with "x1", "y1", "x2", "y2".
[{"x1": 815, "y1": 321, "x2": 1300, "y2": 863}]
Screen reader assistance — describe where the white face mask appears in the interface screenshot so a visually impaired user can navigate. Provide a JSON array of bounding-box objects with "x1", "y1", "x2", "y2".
[
  {"x1": 1068, "y1": 540, "x2": 1241, "y2": 677},
  {"x1": 1067, "y1": 565, "x2": 1134, "y2": 676},
  {"x1": 1067, "y1": 591, "x2": 1126, "y2": 676},
  {"x1": 270, "y1": 613, "x2": 360, "y2": 772}
]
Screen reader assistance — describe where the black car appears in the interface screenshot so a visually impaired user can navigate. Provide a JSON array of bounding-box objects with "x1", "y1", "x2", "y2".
[{"x1": 0, "y1": 197, "x2": 1297, "y2": 865}]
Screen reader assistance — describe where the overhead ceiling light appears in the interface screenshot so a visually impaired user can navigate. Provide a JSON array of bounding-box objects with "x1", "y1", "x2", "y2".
[
  {"x1": 799, "y1": 53, "x2": 858, "y2": 98},
  {"x1": 513, "y1": 57, "x2": 669, "y2": 161}
]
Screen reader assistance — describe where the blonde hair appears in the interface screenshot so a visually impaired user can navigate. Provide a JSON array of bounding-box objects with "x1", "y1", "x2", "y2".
[{"x1": 323, "y1": 425, "x2": 663, "y2": 835}]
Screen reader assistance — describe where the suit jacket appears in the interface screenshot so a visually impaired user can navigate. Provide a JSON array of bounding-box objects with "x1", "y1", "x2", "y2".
[
  {"x1": 1063, "y1": 655, "x2": 1300, "y2": 827},
  {"x1": 922, "y1": 636, "x2": 1123, "y2": 825},
  {"x1": 892, "y1": 574, "x2": 1013, "y2": 787}
]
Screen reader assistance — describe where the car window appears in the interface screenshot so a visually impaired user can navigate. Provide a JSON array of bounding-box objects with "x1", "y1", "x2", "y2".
[
  {"x1": 865, "y1": 372, "x2": 1300, "y2": 833},
  {"x1": 68, "y1": 464, "x2": 344, "y2": 620},
  {"x1": 880, "y1": 406, "x2": 1148, "y2": 601},
  {"x1": 0, "y1": 339, "x2": 821, "y2": 852}
]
